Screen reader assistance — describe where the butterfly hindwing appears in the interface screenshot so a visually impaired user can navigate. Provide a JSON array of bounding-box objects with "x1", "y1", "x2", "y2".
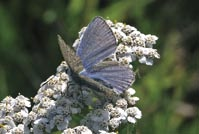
[
  {"x1": 81, "y1": 61, "x2": 135, "y2": 93},
  {"x1": 77, "y1": 16, "x2": 117, "y2": 71}
]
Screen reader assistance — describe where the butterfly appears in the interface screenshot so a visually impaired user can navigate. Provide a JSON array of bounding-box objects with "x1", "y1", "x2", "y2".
[{"x1": 58, "y1": 16, "x2": 134, "y2": 95}]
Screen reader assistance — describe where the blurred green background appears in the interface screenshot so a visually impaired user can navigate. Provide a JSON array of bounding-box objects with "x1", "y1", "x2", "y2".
[{"x1": 0, "y1": 0, "x2": 198, "y2": 134}]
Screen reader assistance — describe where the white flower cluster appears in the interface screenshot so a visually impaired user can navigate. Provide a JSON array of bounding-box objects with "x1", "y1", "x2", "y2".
[
  {"x1": 0, "y1": 62, "x2": 141, "y2": 134},
  {"x1": 109, "y1": 20, "x2": 159, "y2": 66},
  {"x1": 73, "y1": 19, "x2": 160, "y2": 66},
  {"x1": 30, "y1": 62, "x2": 141, "y2": 134},
  {"x1": 27, "y1": 62, "x2": 85, "y2": 133},
  {"x1": 0, "y1": 95, "x2": 31, "y2": 133},
  {"x1": 80, "y1": 88, "x2": 141, "y2": 133},
  {"x1": 62, "y1": 126, "x2": 92, "y2": 134}
]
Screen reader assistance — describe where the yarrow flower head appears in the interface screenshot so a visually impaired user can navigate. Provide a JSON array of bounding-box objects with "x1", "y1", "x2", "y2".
[
  {"x1": 62, "y1": 126, "x2": 92, "y2": 134},
  {"x1": 79, "y1": 88, "x2": 141, "y2": 133},
  {"x1": 24, "y1": 62, "x2": 86, "y2": 133},
  {"x1": 24, "y1": 62, "x2": 141, "y2": 133},
  {"x1": 0, "y1": 95, "x2": 30, "y2": 133}
]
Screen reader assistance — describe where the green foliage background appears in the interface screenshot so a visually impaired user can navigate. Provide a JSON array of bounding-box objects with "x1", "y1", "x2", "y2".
[{"x1": 0, "y1": 0, "x2": 198, "y2": 133}]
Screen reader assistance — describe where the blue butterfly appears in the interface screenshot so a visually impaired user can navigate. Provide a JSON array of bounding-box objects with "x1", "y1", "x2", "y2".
[{"x1": 58, "y1": 16, "x2": 134, "y2": 94}]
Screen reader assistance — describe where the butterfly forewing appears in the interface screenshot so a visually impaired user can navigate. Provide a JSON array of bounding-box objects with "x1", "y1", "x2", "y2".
[
  {"x1": 58, "y1": 35, "x2": 83, "y2": 73},
  {"x1": 77, "y1": 17, "x2": 117, "y2": 71}
]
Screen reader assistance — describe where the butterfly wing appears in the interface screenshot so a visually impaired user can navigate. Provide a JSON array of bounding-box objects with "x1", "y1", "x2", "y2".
[
  {"x1": 58, "y1": 35, "x2": 83, "y2": 73},
  {"x1": 58, "y1": 35, "x2": 116, "y2": 96},
  {"x1": 82, "y1": 61, "x2": 135, "y2": 93},
  {"x1": 77, "y1": 16, "x2": 117, "y2": 71}
]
